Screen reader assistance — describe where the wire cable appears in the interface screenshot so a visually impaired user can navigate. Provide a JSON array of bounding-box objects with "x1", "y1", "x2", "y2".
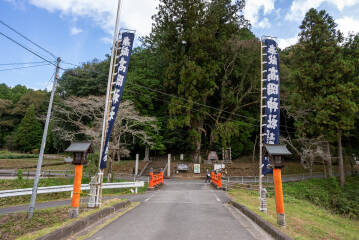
[
  {"x1": 0, "y1": 63, "x2": 52, "y2": 72},
  {"x1": 0, "y1": 31, "x2": 57, "y2": 68},
  {"x1": 0, "y1": 61, "x2": 47, "y2": 66},
  {"x1": 0, "y1": 20, "x2": 57, "y2": 60}
]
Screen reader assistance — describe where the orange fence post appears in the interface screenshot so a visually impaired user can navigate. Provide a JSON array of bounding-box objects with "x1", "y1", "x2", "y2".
[
  {"x1": 217, "y1": 173, "x2": 222, "y2": 188},
  {"x1": 71, "y1": 164, "x2": 83, "y2": 217},
  {"x1": 273, "y1": 168, "x2": 285, "y2": 226},
  {"x1": 149, "y1": 172, "x2": 154, "y2": 188},
  {"x1": 160, "y1": 172, "x2": 164, "y2": 184}
]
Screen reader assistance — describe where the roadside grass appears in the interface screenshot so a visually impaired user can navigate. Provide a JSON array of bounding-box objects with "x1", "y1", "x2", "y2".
[
  {"x1": 0, "y1": 178, "x2": 148, "y2": 208},
  {"x1": 228, "y1": 176, "x2": 359, "y2": 240},
  {"x1": 0, "y1": 198, "x2": 126, "y2": 240},
  {"x1": 0, "y1": 159, "x2": 65, "y2": 169}
]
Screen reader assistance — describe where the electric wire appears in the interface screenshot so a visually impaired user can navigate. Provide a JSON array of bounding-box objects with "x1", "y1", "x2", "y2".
[
  {"x1": 0, "y1": 20, "x2": 57, "y2": 60},
  {"x1": 0, "y1": 61, "x2": 47, "y2": 66},
  {"x1": 0, "y1": 31, "x2": 58, "y2": 68},
  {"x1": 0, "y1": 63, "x2": 52, "y2": 72}
]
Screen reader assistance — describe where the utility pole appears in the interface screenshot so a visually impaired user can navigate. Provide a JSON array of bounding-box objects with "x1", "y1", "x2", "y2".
[{"x1": 28, "y1": 57, "x2": 61, "y2": 219}]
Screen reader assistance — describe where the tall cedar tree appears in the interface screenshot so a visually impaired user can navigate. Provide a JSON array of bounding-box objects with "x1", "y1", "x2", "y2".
[
  {"x1": 148, "y1": 0, "x2": 249, "y2": 161},
  {"x1": 15, "y1": 104, "x2": 43, "y2": 152},
  {"x1": 290, "y1": 9, "x2": 359, "y2": 186}
]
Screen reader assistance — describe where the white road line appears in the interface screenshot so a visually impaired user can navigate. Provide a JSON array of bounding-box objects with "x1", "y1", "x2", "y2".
[
  {"x1": 144, "y1": 192, "x2": 156, "y2": 202},
  {"x1": 214, "y1": 193, "x2": 221, "y2": 202}
]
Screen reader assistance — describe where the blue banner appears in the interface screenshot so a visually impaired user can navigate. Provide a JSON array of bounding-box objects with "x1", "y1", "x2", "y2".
[
  {"x1": 262, "y1": 39, "x2": 280, "y2": 176},
  {"x1": 100, "y1": 32, "x2": 135, "y2": 169}
]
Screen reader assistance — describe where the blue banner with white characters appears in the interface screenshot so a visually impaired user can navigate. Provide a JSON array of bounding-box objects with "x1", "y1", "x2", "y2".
[
  {"x1": 100, "y1": 32, "x2": 135, "y2": 169},
  {"x1": 262, "y1": 39, "x2": 280, "y2": 176}
]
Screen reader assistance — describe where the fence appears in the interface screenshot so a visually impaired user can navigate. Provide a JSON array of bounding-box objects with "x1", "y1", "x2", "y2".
[
  {"x1": 0, "y1": 181, "x2": 144, "y2": 198},
  {"x1": 211, "y1": 172, "x2": 222, "y2": 188},
  {"x1": 149, "y1": 171, "x2": 163, "y2": 188}
]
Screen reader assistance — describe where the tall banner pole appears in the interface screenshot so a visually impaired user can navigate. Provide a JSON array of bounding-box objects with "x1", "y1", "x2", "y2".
[
  {"x1": 261, "y1": 36, "x2": 283, "y2": 224},
  {"x1": 95, "y1": 0, "x2": 122, "y2": 207},
  {"x1": 259, "y1": 38, "x2": 266, "y2": 212}
]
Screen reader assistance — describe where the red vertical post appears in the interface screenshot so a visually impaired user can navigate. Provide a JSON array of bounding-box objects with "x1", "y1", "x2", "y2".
[
  {"x1": 149, "y1": 171, "x2": 154, "y2": 188},
  {"x1": 217, "y1": 173, "x2": 222, "y2": 188},
  {"x1": 71, "y1": 164, "x2": 83, "y2": 217},
  {"x1": 273, "y1": 168, "x2": 285, "y2": 226}
]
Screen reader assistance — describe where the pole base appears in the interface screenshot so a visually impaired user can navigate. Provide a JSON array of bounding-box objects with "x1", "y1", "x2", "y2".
[
  {"x1": 277, "y1": 213, "x2": 285, "y2": 226},
  {"x1": 69, "y1": 207, "x2": 79, "y2": 218}
]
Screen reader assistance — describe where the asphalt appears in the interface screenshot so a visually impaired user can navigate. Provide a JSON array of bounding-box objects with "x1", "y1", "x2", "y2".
[{"x1": 87, "y1": 180, "x2": 273, "y2": 240}]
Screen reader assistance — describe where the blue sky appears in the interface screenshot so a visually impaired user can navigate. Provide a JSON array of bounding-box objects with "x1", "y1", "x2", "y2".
[{"x1": 0, "y1": 0, "x2": 358, "y2": 90}]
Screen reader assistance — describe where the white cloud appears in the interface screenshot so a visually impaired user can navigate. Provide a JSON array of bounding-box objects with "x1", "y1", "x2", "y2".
[
  {"x1": 70, "y1": 26, "x2": 82, "y2": 35},
  {"x1": 29, "y1": 0, "x2": 158, "y2": 37},
  {"x1": 257, "y1": 18, "x2": 271, "y2": 28},
  {"x1": 101, "y1": 37, "x2": 113, "y2": 44},
  {"x1": 277, "y1": 36, "x2": 298, "y2": 49},
  {"x1": 337, "y1": 17, "x2": 359, "y2": 35},
  {"x1": 285, "y1": 0, "x2": 359, "y2": 21},
  {"x1": 244, "y1": 0, "x2": 275, "y2": 27}
]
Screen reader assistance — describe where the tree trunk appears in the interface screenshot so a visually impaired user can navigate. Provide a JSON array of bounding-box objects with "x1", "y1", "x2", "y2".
[
  {"x1": 194, "y1": 136, "x2": 201, "y2": 163},
  {"x1": 144, "y1": 146, "x2": 149, "y2": 161},
  {"x1": 107, "y1": 151, "x2": 114, "y2": 183},
  {"x1": 252, "y1": 134, "x2": 258, "y2": 163},
  {"x1": 326, "y1": 141, "x2": 333, "y2": 177},
  {"x1": 337, "y1": 130, "x2": 345, "y2": 187}
]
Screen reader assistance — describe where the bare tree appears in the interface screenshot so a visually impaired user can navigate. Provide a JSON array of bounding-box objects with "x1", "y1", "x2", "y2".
[{"x1": 53, "y1": 96, "x2": 158, "y2": 157}]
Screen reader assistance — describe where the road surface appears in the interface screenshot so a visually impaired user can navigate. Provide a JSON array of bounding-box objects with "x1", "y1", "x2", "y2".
[{"x1": 87, "y1": 180, "x2": 272, "y2": 240}]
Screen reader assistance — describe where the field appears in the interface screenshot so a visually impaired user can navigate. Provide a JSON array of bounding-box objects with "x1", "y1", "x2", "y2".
[{"x1": 228, "y1": 176, "x2": 359, "y2": 240}]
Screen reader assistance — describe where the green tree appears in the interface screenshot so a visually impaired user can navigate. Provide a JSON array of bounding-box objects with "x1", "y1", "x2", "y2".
[
  {"x1": 148, "y1": 0, "x2": 250, "y2": 161},
  {"x1": 15, "y1": 104, "x2": 43, "y2": 152},
  {"x1": 289, "y1": 9, "x2": 359, "y2": 186}
]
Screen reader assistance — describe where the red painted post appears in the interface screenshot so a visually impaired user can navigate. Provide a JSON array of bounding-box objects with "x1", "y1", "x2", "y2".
[
  {"x1": 273, "y1": 168, "x2": 285, "y2": 226},
  {"x1": 217, "y1": 173, "x2": 222, "y2": 188},
  {"x1": 149, "y1": 172, "x2": 154, "y2": 188}
]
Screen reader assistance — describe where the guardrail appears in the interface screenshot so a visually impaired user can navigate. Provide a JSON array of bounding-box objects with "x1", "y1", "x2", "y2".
[
  {"x1": 149, "y1": 172, "x2": 163, "y2": 188},
  {"x1": 0, "y1": 181, "x2": 144, "y2": 198},
  {"x1": 211, "y1": 172, "x2": 222, "y2": 188},
  {"x1": 222, "y1": 172, "x2": 340, "y2": 184}
]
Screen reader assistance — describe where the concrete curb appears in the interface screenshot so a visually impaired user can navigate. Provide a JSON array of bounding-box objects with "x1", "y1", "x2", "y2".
[
  {"x1": 37, "y1": 200, "x2": 130, "y2": 240},
  {"x1": 230, "y1": 200, "x2": 292, "y2": 240}
]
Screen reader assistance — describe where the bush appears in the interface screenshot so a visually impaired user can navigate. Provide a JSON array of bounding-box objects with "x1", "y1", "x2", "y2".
[{"x1": 282, "y1": 176, "x2": 359, "y2": 218}]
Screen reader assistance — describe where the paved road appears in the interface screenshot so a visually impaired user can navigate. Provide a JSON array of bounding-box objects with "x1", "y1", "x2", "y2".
[{"x1": 88, "y1": 180, "x2": 272, "y2": 240}]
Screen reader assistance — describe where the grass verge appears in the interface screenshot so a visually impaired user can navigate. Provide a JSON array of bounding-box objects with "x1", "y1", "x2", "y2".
[
  {"x1": 9, "y1": 198, "x2": 126, "y2": 240},
  {"x1": 228, "y1": 181, "x2": 359, "y2": 239}
]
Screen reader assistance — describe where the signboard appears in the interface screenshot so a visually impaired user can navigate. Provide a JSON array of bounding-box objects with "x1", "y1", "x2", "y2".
[
  {"x1": 100, "y1": 32, "x2": 135, "y2": 169},
  {"x1": 262, "y1": 38, "x2": 280, "y2": 176},
  {"x1": 193, "y1": 164, "x2": 200, "y2": 174},
  {"x1": 214, "y1": 164, "x2": 225, "y2": 171}
]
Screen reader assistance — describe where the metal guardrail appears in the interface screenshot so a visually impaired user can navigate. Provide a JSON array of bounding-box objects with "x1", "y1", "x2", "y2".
[
  {"x1": 222, "y1": 172, "x2": 335, "y2": 184},
  {"x1": 0, "y1": 181, "x2": 144, "y2": 198}
]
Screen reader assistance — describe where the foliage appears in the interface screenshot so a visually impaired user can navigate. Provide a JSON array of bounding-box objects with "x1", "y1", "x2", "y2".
[
  {"x1": 282, "y1": 176, "x2": 359, "y2": 218},
  {"x1": 229, "y1": 185, "x2": 359, "y2": 240},
  {"x1": 14, "y1": 104, "x2": 43, "y2": 153}
]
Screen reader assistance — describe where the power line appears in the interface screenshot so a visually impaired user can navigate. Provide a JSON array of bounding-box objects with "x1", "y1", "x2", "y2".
[
  {"x1": 128, "y1": 81, "x2": 260, "y2": 122},
  {"x1": 0, "y1": 20, "x2": 57, "y2": 60},
  {"x1": 0, "y1": 63, "x2": 52, "y2": 72},
  {"x1": 0, "y1": 31, "x2": 57, "y2": 68},
  {"x1": 0, "y1": 61, "x2": 47, "y2": 66}
]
